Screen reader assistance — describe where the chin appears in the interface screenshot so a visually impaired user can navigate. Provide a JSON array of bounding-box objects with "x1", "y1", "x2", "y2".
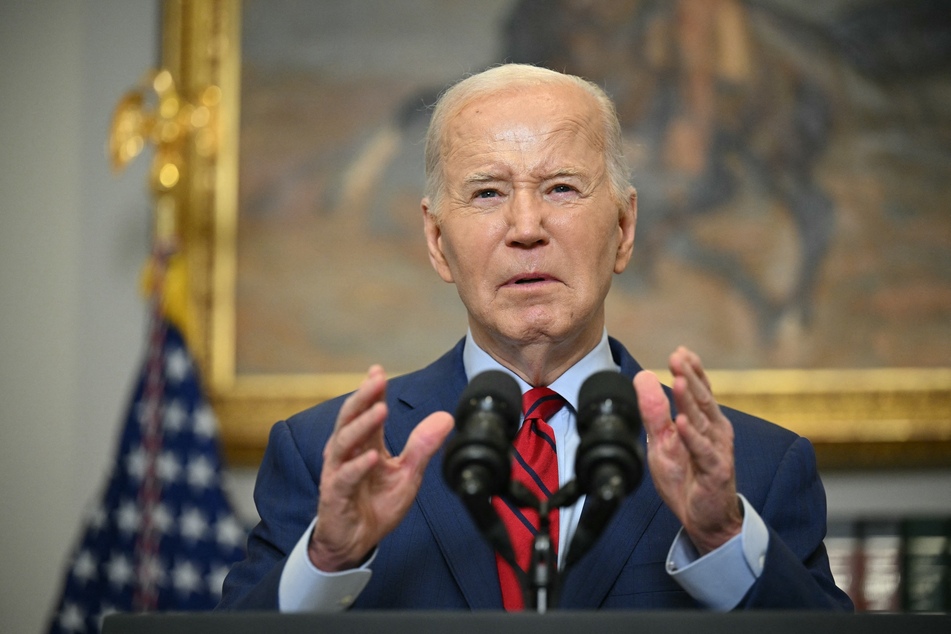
[{"x1": 503, "y1": 317, "x2": 571, "y2": 346}]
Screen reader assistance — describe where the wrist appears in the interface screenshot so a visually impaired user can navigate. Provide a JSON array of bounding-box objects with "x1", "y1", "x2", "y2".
[
  {"x1": 687, "y1": 498, "x2": 744, "y2": 555},
  {"x1": 308, "y1": 523, "x2": 366, "y2": 572}
]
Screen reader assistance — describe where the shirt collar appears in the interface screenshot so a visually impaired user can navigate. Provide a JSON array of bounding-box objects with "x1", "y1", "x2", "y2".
[{"x1": 462, "y1": 329, "x2": 620, "y2": 412}]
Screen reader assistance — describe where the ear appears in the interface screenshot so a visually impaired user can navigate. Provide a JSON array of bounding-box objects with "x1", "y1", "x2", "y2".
[
  {"x1": 613, "y1": 187, "x2": 637, "y2": 274},
  {"x1": 422, "y1": 198, "x2": 455, "y2": 283}
]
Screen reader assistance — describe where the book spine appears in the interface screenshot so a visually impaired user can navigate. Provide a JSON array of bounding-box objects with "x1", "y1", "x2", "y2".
[
  {"x1": 858, "y1": 520, "x2": 903, "y2": 612},
  {"x1": 900, "y1": 518, "x2": 951, "y2": 612}
]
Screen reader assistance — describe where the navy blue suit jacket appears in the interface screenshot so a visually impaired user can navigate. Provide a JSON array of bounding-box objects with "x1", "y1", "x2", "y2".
[{"x1": 218, "y1": 338, "x2": 852, "y2": 611}]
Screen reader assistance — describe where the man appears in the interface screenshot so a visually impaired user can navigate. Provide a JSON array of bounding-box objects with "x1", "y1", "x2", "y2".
[{"x1": 219, "y1": 64, "x2": 852, "y2": 611}]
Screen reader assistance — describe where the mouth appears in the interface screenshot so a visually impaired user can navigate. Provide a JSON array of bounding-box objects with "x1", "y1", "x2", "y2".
[{"x1": 504, "y1": 273, "x2": 557, "y2": 287}]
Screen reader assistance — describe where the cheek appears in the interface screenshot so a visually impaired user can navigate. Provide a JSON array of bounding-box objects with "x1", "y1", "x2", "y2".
[
  {"x1": 450, "y1": 219, "x2": 502, "y2": 263},
  {"x1": 440, "y1": 228, "x2": 488, "y2": 286},
  {"x1": 583, "y1": 231, "x2": 625, "y2": 288},
  {"x1": 581, "y1": 221, "x2": 620, "y2": 261}
]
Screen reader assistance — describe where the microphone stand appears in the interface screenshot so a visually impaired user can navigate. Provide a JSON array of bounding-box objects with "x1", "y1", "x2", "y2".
[
  {"x1": 506, "y1": 481, "x2": 558, "y2": 613},
  {"x1": 503, "y1": 480, "x2": 576, "y2": 613},
  {"x1": 503, "y1": 477, "x2": 625, "y2": 613}
]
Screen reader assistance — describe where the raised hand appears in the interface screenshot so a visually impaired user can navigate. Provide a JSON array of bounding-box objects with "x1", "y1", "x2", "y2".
[
  {"x1": 308, "y1": 365, "x2": 453, "y2": 571},
  {"x1": 634, "y1": 347, "x2": 743, "y2": 554}
]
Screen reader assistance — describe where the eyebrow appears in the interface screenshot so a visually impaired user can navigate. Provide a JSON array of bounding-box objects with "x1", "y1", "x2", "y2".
[
  {"x1": 545, "y1": 168, "x2": 586, "y2": 180},
  {"x1": 463, "y1": 172, "x2": 501, "y2": 186},
  {"x1": 463, "y1": 167, "x2": 587, "y2": 187}
]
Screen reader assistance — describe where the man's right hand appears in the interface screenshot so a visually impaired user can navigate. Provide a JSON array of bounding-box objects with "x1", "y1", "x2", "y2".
[{"x1": 307, "y1": 365, "x2": 453, "y2": 572}]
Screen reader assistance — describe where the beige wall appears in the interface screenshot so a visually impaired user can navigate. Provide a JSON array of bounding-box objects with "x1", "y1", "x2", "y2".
[{"x1": 0, "y1": 1, "x2": 156, "y2": 632}]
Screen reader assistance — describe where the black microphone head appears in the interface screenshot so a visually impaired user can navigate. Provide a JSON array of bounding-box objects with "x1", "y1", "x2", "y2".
[
  {"x1": 454, "y1": 370, "x2": 522, "y2": 439},
  {"x1": 577, "y1": 370, "x2": 640, "y2": 434},
  {"x1": 443, "y1": 370, "x2": 521, "y2": 497},
  {"x1": 575, "y1": 370, "x2": 644, "y2": 498}
]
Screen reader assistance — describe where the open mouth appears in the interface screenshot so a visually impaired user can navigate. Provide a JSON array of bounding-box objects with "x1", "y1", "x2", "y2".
[{"x1": 506, "y1": 273, "x2": 555, "y2": 287}]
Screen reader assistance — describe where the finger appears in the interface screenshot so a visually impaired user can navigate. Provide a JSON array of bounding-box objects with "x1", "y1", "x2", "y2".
[
  {"x1": 335, "y1": 365, "x2": 387, "y2": 431},
  {"x1": 675, "y1": 358, "x2": 725, "y2": 437},
  {"x1": 670, "y1": 373, "x2": 708, "y2": 439},
  {"x1": 633, "y1": 371, "x2": 673, "y2": 439},
  {"x1": 672, "y1": 361, "x2": 734, "y2": 472},
  {"x1": 330, "y1": 448, "x2": 382, "y2": 492},
  {"x1": 671, "y1": 346, "x2": 712, "y2": 392},
  {"x1": 399, "y1": 412, "x2": 454, "y2": 476},
  {"x1": 678, "y1": 351, "x2": 718, "y2": 416},
  {"x1": 673, "y1": 411, "x2": 719, "y2": 470},
  {"x1": 328, "y1": 401, "x2": 388, "y2": 465}
]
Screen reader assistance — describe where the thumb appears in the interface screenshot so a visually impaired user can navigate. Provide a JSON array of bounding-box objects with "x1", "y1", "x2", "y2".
[
  {"x1": 634, "y1": 370, "x2": 672, "y2": 439},
  {"x1": 401, "y1": 411, "x2": 454, "y2": 474}
]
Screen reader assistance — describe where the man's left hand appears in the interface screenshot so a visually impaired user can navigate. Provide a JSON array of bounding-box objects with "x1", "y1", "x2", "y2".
[{"x1": 634, "y1": 346, "x2": 743, "y2": 555}]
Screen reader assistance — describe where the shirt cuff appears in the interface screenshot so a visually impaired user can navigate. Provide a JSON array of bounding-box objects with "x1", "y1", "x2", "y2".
[
  {"x1": 665, "y1": 494, "x2": 768, "y2": 611},
  {"x1": 278, "y1": 517, "x2": 375, "y2": 612}
]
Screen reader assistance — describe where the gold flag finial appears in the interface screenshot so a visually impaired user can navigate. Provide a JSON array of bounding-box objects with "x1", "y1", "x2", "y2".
[
  {"x1": 109, "y1": 67, "x2": 219, "y2": 340},
  {"x1": 108, "y1": 68, "x2": 218, "y2": 193}
]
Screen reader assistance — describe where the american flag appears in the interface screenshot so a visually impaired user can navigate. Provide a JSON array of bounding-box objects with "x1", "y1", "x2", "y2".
[{"x1": 46, "y1": 318, "x2": 247, "y2": 633}]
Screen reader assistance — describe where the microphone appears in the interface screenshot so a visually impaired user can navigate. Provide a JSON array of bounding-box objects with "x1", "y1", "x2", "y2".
[
  {"x1": 443, "y1": 370, "x2": 522, "y2": 573},
  {"x1": 575, "y1": 370, "x2": 644, "y2": 501},
  {"x1": 442, "y1": 370, "x2": 522, "y2": 499},
  {"x1": 566, "y1": 370, "x2": 644, "y2": 567}
]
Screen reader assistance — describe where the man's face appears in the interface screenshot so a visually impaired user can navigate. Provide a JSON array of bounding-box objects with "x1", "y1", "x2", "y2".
[{"x1": 423, "y1": 82, "x2": 636, "y2": 356}]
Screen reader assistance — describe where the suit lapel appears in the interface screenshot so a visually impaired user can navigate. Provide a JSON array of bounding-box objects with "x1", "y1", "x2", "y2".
[
  {"x1": 415, "y1": 444, "x2": 504, "y2": 608},
  {"x1": 558, "y1": 466, "x2": 663, "y2": 608},
  {"x1": 383, "y1": 342, "x2": 504, "y2": 609},
  {"x1": 558, "y1": 339, "x2": 667, "y2": 608}
]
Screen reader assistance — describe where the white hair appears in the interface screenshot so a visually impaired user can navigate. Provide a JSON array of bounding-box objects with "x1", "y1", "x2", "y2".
[{"x1": 423, "y1": 64, "x2": 631, "y2": 215}]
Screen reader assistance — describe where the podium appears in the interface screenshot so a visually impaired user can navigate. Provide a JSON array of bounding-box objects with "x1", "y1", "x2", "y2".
[{"x1": 103, "y1": 611, "x2": 950, "y2": 634}]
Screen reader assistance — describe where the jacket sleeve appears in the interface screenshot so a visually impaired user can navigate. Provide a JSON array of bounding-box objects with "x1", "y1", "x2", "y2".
[
  {"x1": 216, "y1": 419, "x2": 324, "y2": 610},
  {"x1": 740, "y1": 436, "x2": 853, "y2": 610}
]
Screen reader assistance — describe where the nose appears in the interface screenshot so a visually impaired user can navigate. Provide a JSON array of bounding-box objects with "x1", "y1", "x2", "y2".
[{"x1": 504, "y1": 189, "x2": 549, "y2": 248}]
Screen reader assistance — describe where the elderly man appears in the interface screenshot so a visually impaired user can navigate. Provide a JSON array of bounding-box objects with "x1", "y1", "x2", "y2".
[{"x1": 218, "y1": 64, "x2": 851, "y2": 612}]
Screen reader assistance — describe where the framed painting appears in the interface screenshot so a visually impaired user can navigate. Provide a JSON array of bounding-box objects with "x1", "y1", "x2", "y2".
[{"x1": 160, "y1": 0, "x2": 951, "y2": 467}]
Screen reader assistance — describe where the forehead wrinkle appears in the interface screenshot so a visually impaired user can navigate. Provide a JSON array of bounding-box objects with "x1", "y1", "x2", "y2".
[
  {"x1": 526, "y1": 113, "x2": 607, "y2": 176},
  {"x1": 444, "y1": 89, "x2": 608, "y2": 185},
  {"x1": 529, "y1": 141, "x2": 607, "y2": 190}
]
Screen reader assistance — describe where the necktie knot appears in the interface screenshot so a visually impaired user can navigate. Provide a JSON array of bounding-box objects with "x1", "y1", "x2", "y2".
[{"x1": 522, "y1": 386, "x2": 565, "y2": 424}]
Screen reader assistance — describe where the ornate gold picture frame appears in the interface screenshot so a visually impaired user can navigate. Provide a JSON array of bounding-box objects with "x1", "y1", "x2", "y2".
[{"x1": 159, "y1": 0, "x2": 951, "y2": 468}]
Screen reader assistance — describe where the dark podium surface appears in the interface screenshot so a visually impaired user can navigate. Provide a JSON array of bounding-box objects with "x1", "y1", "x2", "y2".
[{"x1": 103, "y1": 611, "x2": 951, "y2": 634}]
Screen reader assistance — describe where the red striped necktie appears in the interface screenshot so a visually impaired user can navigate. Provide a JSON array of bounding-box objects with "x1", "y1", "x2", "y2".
[{"x1": 492, "y1": 386, "x2": 566, "y2": 611}]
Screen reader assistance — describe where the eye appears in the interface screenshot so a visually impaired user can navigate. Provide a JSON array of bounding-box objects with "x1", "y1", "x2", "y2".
[
  {"x1": 475, "y1": 189, "x2": 499, "y2": 199},
  {"x1": 550, "y1": 183, "x2": 577, "y2": 195}
]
